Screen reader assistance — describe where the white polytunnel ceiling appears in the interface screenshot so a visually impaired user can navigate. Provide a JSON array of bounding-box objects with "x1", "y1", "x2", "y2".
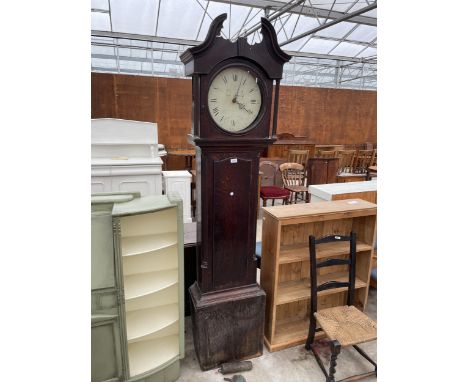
[{"x1": 91, "y1": 0, "x2": 377, "y2": 90}]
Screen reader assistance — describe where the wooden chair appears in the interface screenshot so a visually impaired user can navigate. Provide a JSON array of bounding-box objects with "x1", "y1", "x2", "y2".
[
  {"x1": 306, "y1": 233, "x2": 377, "y2": 382},
  {"x1": 371, "y1": 148, "x2": 377, "y2": 167},
  {"x1": 335, "y1": 149, "x2": 366, "y2": 183},
  {"x1": 287, "y1": 149, "x2": 309, "y2": 168},
  {"x1": 280, "y1": 162, "x2": 310, "y2": 203},
  {"x1": 336, "y1": 150, "x2": 356, "y2": 174},
  {"x1": 354, "y1": 149, "x2": 374, "y2": 174},
  {"x1": 259, "y1": 161, "x2": 290, "y2": 207}
]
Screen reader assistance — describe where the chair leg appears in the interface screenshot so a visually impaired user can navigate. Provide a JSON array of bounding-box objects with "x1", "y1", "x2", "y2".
[
  {"x1": 263, "y1": 199, "x2": 267, "y2": 207},
  {"x1": 305, "y1": 317, "x2": 316, "y2": 350},
  {"x1": 272, "y1": 199, "x2": 275, "y2": 206},
  {"x1": 327, "y1": 340, "x2": 341, "y2": 382}
]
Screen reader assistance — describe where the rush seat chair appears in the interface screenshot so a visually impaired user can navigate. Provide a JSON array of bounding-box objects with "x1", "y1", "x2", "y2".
[{"x1": 306, "y1": 232, "x2": 377, "y2": 382}]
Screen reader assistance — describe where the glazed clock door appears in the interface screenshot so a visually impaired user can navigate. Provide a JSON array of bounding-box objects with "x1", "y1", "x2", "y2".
[{"x1": 210, "y1": 154, "x2": 257, "y2": 291}]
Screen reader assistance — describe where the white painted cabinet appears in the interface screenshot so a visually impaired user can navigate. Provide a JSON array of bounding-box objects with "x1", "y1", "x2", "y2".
[
  {"x1": 91, "y1": 119, "x2": 165, "y2": 196},
  {"x1": 162, "y1": 171, "x2": 192, "y2": 223},
  {"x1": 308, "y1": 179, "x2": 377, "y2": 202}
]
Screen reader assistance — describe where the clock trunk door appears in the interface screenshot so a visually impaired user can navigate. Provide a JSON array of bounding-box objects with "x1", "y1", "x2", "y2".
[{"x1": 210, "y1": 155, "x2": 257, "y2": 290}]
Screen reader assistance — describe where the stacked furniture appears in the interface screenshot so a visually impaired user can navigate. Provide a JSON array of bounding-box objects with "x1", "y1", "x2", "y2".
[
  {"x1": 260, "y1": 199, "x2": 376, "y2": 352},
  {"x1": 91, "y1": 192, "x2": 184, "y2": 382},
  {"x1": 91, "y1": 118, "x2": 165, "y2": 196}
]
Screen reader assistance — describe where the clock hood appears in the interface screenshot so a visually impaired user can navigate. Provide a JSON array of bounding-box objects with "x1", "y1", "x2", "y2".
[{"x1": 180, "y1": 13, "x2": 291, "y2": 79}]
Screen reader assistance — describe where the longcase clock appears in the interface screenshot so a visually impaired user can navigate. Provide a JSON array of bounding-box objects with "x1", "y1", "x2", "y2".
[{"x1": 180, "y1": 13, "x2": 290, "y2": 370}]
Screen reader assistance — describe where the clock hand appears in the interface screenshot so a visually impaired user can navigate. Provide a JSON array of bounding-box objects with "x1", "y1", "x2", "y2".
[
  {"x1": 232, "y1": 76, "x2": 245, "y2": 103},
  {"x1": 237, "y1": 102, "x2": 253, "y2": 114}
]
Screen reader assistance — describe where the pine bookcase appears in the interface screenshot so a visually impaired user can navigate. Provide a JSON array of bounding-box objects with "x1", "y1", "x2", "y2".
[{"x1": 260, "y1": 199, "x2": 377, "y2": 352}]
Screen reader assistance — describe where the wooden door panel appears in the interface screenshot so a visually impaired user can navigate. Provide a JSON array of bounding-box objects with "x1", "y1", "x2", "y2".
[{"x1": 212, "y1": 157, "x2": 253, "y2": 289}]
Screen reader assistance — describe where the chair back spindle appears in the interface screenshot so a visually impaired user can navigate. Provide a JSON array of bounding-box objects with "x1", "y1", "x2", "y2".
[
  {"x1": 309, "y1": 232, "x2": 357, "y2": 316},
  {"x1": 335, "y1": 150, "x2": 356, "y2": 174},
  {"x1": 287, "y1": 149, "x2": 309, "y2": 169}
]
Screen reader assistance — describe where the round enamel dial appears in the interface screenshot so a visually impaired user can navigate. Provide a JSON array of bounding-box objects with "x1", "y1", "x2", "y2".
[{"x1": 207, "y1": 67, "x2": 262, "y2": 132}]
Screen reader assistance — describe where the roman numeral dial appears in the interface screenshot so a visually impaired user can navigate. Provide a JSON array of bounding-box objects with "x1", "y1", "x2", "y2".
[{"x1": 207, "y1": 67, "x2": 262, "y2": 132}]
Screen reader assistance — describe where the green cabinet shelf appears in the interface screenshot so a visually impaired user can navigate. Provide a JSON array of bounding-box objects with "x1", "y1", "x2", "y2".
[{"x1": 91, "y1": 192, "x2": 184, "y2": 382}]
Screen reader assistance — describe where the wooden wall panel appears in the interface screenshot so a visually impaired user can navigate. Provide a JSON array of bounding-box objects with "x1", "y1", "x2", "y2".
[
  {"x1": 277, "y1": 86, "x2": 376, "y2": 144},
  {"x1": 91, "y1": 73, "x2": 376, "y2": 150},
  {"x1": 91, "y1": 73, "x2": 192, "y2": 150}
]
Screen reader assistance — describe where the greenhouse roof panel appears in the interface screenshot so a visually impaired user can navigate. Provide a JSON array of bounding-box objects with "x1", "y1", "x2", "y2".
[{"x1": 91, "y1": 0, "x2": 377, "y2": 90}]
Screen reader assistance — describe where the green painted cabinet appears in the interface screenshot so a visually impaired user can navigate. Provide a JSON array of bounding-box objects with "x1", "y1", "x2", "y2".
[{"x1": 91, "y1": 192, "x2": 185, "y2": 382}]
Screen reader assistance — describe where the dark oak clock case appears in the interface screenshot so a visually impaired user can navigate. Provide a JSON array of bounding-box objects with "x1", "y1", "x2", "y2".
[{"x1": 180, "y1": 13, "x2": 290, "y2": 370}]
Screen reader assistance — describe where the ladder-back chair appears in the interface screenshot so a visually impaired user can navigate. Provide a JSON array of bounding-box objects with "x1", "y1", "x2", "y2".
[
  {"x1": 279, "y1": 162, "x2": 310, "y2": 203},
  {"x1": 306, "y1": 233, "x2": 377, "y2": 382}
]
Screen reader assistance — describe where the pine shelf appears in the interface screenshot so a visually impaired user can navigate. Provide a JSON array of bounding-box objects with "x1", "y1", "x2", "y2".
[
  {"x1": 279, "y1": 241, "x2": 373, "y2": 264},
  {"x1": 260, "y1": 199, "x2": 377, "y2": 352},
  {"x1": 271, "y1": 318, "x2": 325, "y2": 352},
  {"x1": 276, "y1": 272, "x2": 367, "y2": 306}
]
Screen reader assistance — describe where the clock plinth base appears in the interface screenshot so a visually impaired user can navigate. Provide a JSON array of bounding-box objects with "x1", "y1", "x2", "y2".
[{"x1": 189, "y1": 282, "x2": 266, "y2": 371}]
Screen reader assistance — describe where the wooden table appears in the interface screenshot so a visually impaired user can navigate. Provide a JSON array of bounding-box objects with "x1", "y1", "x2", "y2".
[{"x1": 167, "y1": 149, "x2": 196, "y2": 170}]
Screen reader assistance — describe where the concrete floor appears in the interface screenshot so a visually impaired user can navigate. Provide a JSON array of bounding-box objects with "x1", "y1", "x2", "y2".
[{"x1": 178, "y1": 289, "x2": 376, "y2": 382}]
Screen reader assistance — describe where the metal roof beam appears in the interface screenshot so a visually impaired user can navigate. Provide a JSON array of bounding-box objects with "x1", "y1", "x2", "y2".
[
  {"x1": 209, "y1": 0, "x2": 376, "y2": 26},
  {"x1": 92, "y1": 31, "x2": 375, "y2": 64},
  {"x1": 279, "y1": 1, "x2": 377, "y2": 47},
  {"x1": 92, "y1": 67, "x2": 184, "y2": 76},
  {"x1": 286, "y1": 50, "x2": 376, "y2": 64},
  {"x1": 92, "y1": 54, "x2": 183, "y2": 66},
  {"x1": 91, "y1": 30, "x2": 200, "y2": 46},
  {"x1": 240, "y1": 0, "x2": 306, "y2": 37},
  {"x1": 91, "y1": 8, "x2": 109, "y2": 13}
]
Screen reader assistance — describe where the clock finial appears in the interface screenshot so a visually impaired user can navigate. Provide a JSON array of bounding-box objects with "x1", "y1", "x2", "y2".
[
  {"x1": 260, "y1": 17, "x2": 292, "y2": 63},
  {"x1": 181, "y1": 13, "x2": 227, "y2": 60}
]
